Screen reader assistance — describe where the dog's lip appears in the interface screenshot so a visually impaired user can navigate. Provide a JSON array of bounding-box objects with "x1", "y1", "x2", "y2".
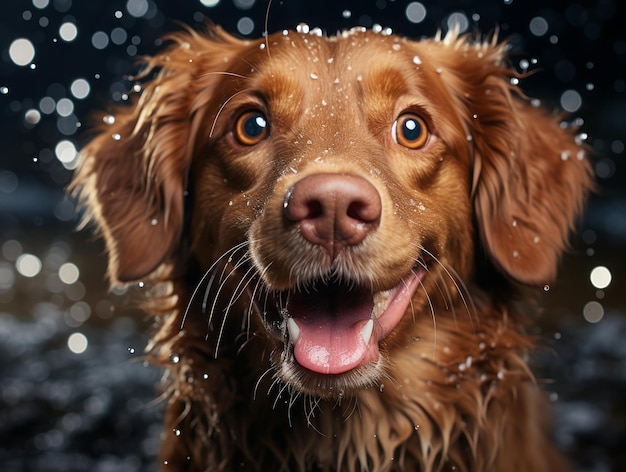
[{"x1": 250, "y1": 267, "x2": 425, "y2": 375}]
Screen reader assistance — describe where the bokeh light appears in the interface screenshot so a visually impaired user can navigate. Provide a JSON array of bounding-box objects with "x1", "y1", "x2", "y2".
[
  {"x1": 59, "y1": 262, "x2": 80, "y2": 285},
  {"x1": 560, "y1": 89, "x2": 583, "y2": 113},
  {"x1": 583, "y1": 301, "x2": 604, "y2": 323},
  {"x1": 405, "y1": 2, "x2": 427, "y2": 24},
  {"x1": 9, "y1": 38, "x2": 36, "y2": 66},
  {"x1": 54, "y1": 140, "x2": 78, "y2": 170},
  {"x1": 126, "y1": 0, "x2": 149, "y2": 18},
  {"x1": 447, "y1": 12, "x2": 469, "y2": 33},
  {"x1": 67, "y1": 332, "x2": 88, "y2": 354},
  {"x1": 59, "y1": 22, "x2": 78, "y2": 42},
  {"x1": 529, "y1": 16, "x2": 549, "y2": 36},
  {"x1": 237, "y1": 17, "x2": 254, "y2": 35},
  {"x1": 590, "y1": 266, "x2": 612, "y2": 289},
  {"x1": 16, "y1": 254, "x2": 42, "y2": 278},
  {"x1": 70, "y1": 79, "x2": 91, "y2": 100}
]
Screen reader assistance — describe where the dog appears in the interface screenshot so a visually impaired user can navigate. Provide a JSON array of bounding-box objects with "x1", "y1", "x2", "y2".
[{"x1": 72, "y1": 24, "x2": 593, "y2": 471}]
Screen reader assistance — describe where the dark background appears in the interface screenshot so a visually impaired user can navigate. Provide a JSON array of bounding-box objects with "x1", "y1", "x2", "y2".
[{"x1": 0, "y1": 1, "x2": 624, "y2": 471}]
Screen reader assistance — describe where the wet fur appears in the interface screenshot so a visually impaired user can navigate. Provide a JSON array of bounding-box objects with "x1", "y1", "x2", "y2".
[{"x1": 73, "y1": 25, "x2": 593, "y2": 471}]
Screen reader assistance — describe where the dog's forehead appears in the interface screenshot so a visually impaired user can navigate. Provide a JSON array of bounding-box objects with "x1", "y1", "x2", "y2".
[
  {"x1": 246, "y1": 29, "x2": 430, "y2": 119},
  {"x1": 261, "y1": 29, "x2": 418, "y2": 83}
]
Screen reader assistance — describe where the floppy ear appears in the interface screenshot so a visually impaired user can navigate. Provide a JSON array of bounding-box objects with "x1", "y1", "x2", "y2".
[
  {"x1": 440, "y1": 34, "x2": 594, "y2": 286},
  {"x1": 72, "y1": 26, "x2": 243, "y2": 284}
]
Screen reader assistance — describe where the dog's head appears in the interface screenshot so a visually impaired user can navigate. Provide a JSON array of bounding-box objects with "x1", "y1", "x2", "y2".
[{"x1": 74, "y1": 26, "x2": 592, "y2": 397}]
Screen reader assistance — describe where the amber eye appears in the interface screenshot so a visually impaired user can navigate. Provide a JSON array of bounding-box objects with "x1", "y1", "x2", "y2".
[
  {"x1": 234, "y1": 111, "x2": 269, "y2": 146},
  {"x1": 392, "y1": 113, "x2": 429, "y2": 149}
]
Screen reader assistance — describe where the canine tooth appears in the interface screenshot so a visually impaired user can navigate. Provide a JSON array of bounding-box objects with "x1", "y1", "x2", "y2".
[
  {"x1": 287, "y1": 318, "x2": 300, "y2": 344},
  {"x1": 372, "y1": 289, "x2": 392, "y2": 318},
  {"x1": 361, "y1": 319, "x2": 374, "y2": 345}
]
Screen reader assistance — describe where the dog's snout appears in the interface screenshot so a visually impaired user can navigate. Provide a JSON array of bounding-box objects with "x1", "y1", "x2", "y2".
[{"x1": 284, "y1": 173, "x2": 381, "y2": 258}]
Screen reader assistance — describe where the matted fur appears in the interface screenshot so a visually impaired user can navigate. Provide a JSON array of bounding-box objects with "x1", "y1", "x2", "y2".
[{"x1": 72, "y1": 24, "x2": 593, "y2": 471}]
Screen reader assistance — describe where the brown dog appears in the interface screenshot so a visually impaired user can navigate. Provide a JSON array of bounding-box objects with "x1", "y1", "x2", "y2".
[{"x1": 73, "y1": 24, "x2": 593, "y2": 471}]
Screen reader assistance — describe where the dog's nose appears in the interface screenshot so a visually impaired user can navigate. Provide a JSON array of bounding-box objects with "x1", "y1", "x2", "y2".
[{"x1": 284, "y1": 173, "x2": 381, "y2": 259}]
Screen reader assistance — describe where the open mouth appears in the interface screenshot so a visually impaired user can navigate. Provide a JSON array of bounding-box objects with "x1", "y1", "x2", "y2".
[{"x1": 250, "y1": 268, "x2": 425, "y2": 375}]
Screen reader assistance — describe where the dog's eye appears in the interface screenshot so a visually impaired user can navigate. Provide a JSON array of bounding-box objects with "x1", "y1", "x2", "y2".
[
  {"x1": 392, "y1": 113, "x2": 429, "y2": 149},
  {"x1": 234, "y1": 111, "x2": 269, "y2": 146}
]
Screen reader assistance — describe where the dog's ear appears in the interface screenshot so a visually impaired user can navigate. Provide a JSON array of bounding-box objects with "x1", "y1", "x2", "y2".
[
  {"x1": 439, "y1": 34, "x2": 594, "y2": 286},
  {"x1": 72, "y1": 26, "x2": 242, "y2": 284}
]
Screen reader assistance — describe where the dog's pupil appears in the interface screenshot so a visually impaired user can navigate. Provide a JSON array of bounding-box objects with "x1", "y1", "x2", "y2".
[
  {"x1": 245, "y1": 114, "x2": 267, "y2": 137},
  {"x1": 402, "y1": 118, "x2": 421, "y2": 141}
]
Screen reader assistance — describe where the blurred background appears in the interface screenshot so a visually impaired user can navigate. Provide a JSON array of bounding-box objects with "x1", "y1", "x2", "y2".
[{"x1": 0, "y1": 0, "x2": 624, "y2": 471}]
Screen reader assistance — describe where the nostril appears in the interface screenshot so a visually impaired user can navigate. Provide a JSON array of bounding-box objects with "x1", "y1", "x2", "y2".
[
  {"x1": 284, "y1": 187, "x2": 324, "y2": 221},
  {"x1": 306, "y1": 200, "x2": 323, "y2": 220},
  {"x1": 347, "y1": 200, "x2": 379, "y2": 224},
  {"x1": 283, "y1": 173, "x2": 382, "y2": 257}
]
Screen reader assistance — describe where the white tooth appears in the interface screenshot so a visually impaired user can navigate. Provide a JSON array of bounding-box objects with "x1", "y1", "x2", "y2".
[
  {"x1": 287, "y1": 318, "x2": 300, "y2": 344},
  {"x1": 361, "y1": 319, "x2": 374, "y2": 345}
]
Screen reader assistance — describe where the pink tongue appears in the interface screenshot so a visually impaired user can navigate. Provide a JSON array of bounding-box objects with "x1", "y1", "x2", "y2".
[{"x1": 288, "y1": 287, "x2": 376, "y2": 375}]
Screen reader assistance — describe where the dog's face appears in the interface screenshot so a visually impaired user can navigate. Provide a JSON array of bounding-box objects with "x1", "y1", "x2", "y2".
[
  {"x1": 188, "y1": 30, "x2": 476, "y2": 394},
  {"x1": 74, "y1": 27, "x2": 591, "y2": 399}
]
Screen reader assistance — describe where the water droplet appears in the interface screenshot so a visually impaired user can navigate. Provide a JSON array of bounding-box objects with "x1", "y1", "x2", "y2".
[{"x1": 296, "y1": 23, "x2": 310, "y2": 34}]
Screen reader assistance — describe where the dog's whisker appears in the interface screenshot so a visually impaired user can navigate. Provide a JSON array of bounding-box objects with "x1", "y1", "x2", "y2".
[
  {"x1": 286, "y1": 388, "x2": 303, "y2": 428},
  {"x1": 416, "y1": 269, "x2": 437, "y2": 361},
  {"x1": 209, "y1": 88, "x2": 249, "y2": 138},
  {"x1": 205, "y1": 260, "x2": 239, "y2": 335},
  {"x1": 272, "y1": 377, "x2": 292, "y2": 411},
  {"x1": 253, "y1": 365, "x2": 275, "y2": 401},
  {"x1": 419, "y1": 245, "x2": 477, "y2": 328},
  {"x1": 263, "y1": 0, "x2": 274, "y2": 59},
  {"x1": 199, "y1": 70, "x2": 248, "y2": 80},
  {"x1": 214, "y1": 261, "x2": 259, "y2": 357},
  {"x1": 304, "y1": 394, "x2": 322, "y2": 427},
  {"x1": 246, "y1": 261, "x2": 274, "y2": 337},
  {"x1": 180, "y1": 241, "x2": 248, "y2": 330}
]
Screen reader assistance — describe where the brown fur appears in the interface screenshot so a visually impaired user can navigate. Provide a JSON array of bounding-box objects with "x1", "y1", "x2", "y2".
[{"x1": 72, "y1": 25, "x2": 593, "y2": 471}]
